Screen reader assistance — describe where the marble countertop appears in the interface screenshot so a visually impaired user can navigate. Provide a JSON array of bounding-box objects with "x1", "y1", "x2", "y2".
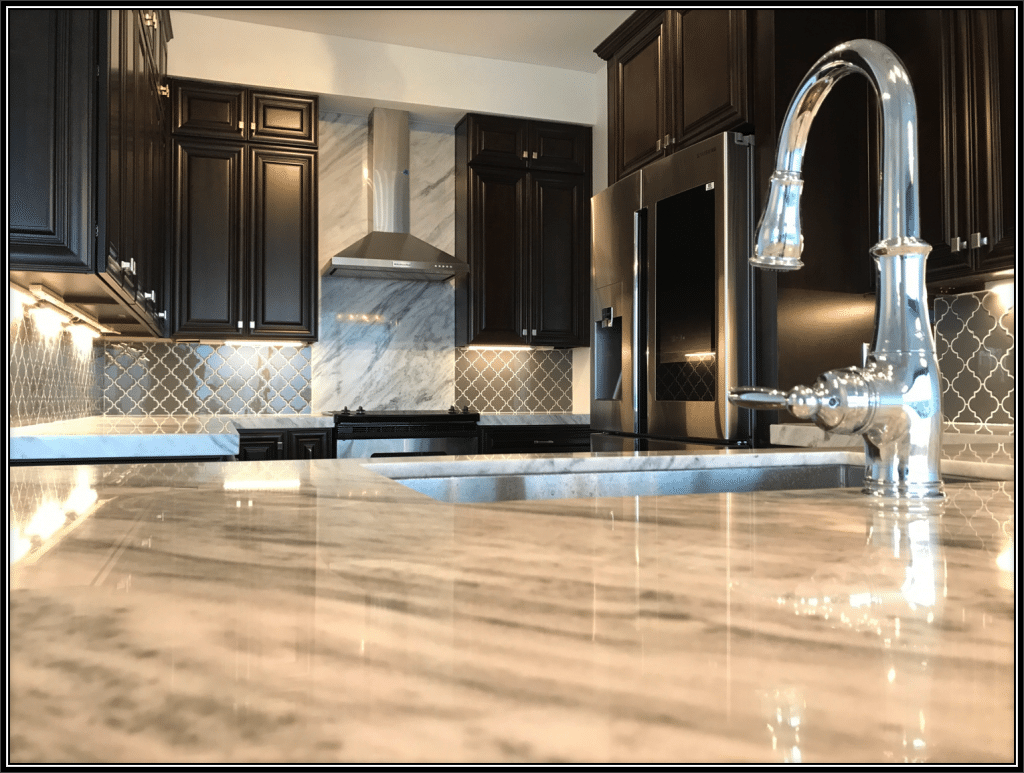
[
  {"x1": 10, "y1": 414, "x2": 335, "y2": 462},
  {"x1": 9, "y1": 447, "x2": 1015, "y2": 764}
]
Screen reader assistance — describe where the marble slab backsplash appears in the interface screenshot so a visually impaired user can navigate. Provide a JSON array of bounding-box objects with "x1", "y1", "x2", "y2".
[{"x1": 8, "y1": 310, "x2": 102, "y2": 428}]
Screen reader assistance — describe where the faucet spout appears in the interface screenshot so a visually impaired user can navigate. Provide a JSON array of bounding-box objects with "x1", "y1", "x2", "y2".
[{"x1": 734, "y1": 39, "x2": 944, "y2": 499}]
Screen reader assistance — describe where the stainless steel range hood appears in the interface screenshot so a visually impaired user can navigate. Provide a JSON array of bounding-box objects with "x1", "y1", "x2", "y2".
[{"x1": 324, "y1": 108, "x2": 468, "y2": 281}]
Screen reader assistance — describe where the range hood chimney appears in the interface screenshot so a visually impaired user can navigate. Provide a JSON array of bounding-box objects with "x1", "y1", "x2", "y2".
[{"x1": 323, "y1": 108, "x2": 468, "y2": 281}]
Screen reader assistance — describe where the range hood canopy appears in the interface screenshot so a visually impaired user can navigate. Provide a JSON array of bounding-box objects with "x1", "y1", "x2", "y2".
[{"x1": 324, "y1": 108, "x2": 468, "y2": 282}]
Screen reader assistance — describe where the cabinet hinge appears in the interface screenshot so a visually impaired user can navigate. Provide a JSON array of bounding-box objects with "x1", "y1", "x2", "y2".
[
  {"x1": 95, "y1": 224, "x2": 99, "y2": 237},
  {"x1": 733, "y1": 134, "x2": 755, "y2": 147}
]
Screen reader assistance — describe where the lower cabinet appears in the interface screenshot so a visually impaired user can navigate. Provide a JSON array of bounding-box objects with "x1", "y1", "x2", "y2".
[
  {"x1": 479, "y1": 425, "x2": 592, "y2": 454},
  {"x1": 236, "y1": 428, "x2": 334, "y2": 461}
]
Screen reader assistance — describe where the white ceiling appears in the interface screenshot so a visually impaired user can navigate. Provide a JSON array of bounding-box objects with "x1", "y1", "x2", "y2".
[{"x1": 180, "y1": 8, "x2": 636, "y2": 74}]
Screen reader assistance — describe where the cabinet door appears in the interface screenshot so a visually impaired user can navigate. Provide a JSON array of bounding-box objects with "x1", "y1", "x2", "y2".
[
  {"x1": 676, "y1": 10, "x2": 751, "y2": 147},
  {"x1": 464, "y1": 113, "x2": 528, "y2": 168},
  {"x1": 8, "y1": 9, "x2": 97, "y2": 271},
  {"x1": 608, "y1": 12, "x2": 672, "y2": 181},
  {"x1": 172, "y1": 80, "x2": 247, "y2": 141},
  {"x1": 462, "y1": 165, "x2": 529, "y2": 345},
  {"x1": 249, "y1": 147, "x2": 318, "y2": 339},
  {"x1": 529, "y1": 172, "x2": 590, "y2": 347},
  {"x1": 172, "y1": 139, "x2": 246, "y2": 337},
  {"x1": 967, "y1": 8, "x2": 1014, "y2": 274},
  {"x1": 528, "y1": 122, "x2": 591, "y2": 175},
  {"x1": 237, "y1": 432, "x2": 285, "y2": 462},
  {"x1": 288, "y1": 429, "x2": 334, "y2": 460},
  {"x1": 251, "y1": 91, "x2": 317, "y2": 147}
]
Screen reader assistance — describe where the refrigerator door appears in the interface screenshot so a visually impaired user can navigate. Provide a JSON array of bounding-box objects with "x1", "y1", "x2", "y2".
[
  {"x1": 590, "y1": 171, "x2": 642, "y2": 436},
  {"x1": 641, "y1": 132, "x2": 754, "y2": 443}
]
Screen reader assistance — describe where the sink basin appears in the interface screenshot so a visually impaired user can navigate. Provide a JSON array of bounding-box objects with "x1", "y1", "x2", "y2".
[
  {"x1": 392, "y1": 462, "x2": 865, "y2": 503},
  {"x1": 372, "y1": 448, "x2": 996, "y2": 504}
]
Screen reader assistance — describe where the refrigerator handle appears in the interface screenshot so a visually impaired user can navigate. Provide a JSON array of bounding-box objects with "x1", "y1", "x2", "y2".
[{"x1": 633, "y1": 208, "x2": 647, "y2": 437}]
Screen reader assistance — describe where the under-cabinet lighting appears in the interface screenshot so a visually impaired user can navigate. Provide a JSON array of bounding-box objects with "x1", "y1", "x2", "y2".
[
  {"x1": 683, "y1": 351, "x2": 715, "y2": 359},
  {"x1": 465, "y1": 345, "x2": 554, "y2": 352},
  {"x1": 9, "y1": 285, "x2": 34, "y2": 319},
  {"x1": 221, "y1": 340, "x2": 308, "y2": 347},
  {"x1": 28, "y1": 305, "x2": 69, "y2": 338},
  {"x1": 985, "y1": 279, "x2": 1014, "y2": 310}
]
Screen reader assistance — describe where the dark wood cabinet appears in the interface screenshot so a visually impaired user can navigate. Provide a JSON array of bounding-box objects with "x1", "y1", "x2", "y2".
[
  {"x1": 455, "y1": 114, "x2": 591, "y2": 348},
  {"x1": 170, "y1": 78, "x2": 318, "y2": 341},
  {"x1": 479, "y1": 424, "x2": 592, "y2": 454},
  {"x1": 597, "y1": 9, "x2": 752, "y2": 183},
  {"x1": 236, "y1": 428, "x2": 334, "y2": 461},
  {"x1": 172, "y1": 80, "x2": 317, "y2": 147},
  {"x1": 883, "y1": 8, "x2": 1015, "y2": 289},
  {"x1": 9, "y1": 9, "x2": 171, "y2": 337}
]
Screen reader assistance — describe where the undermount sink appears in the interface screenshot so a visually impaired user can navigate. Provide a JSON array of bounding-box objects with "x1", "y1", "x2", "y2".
[
  {"x1": 391, "y1": 462, "x2": 865, "y2": 503},
  {"x1": 372, "y1": 449, "x2": 995, "y2": 504}
]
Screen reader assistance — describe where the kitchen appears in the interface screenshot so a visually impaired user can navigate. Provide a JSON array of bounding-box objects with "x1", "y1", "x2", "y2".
[{"x1": 9, "y1": 9, "x2": 1015, "y2": 765}]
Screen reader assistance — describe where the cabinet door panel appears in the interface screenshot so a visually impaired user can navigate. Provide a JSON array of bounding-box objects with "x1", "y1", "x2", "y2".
[
  {"x1": 615, "y1": 17, "x2": 668, "y2": 179},
  {"x1": 8, "y1": 9, "x2": 96, "y2": 271},
  {"x1": 250, "y1": 147, "x2": 317, "y2": 338},
  {"x1": 677, "y1": 10, "x2": 751, "y2": 146},
  {"x1": 251, "y1": 91, "x2": 317, "y2": 146},
  {"x1": 467, "y1": 166, "x2": 528, "y2": 344},
  {"x1": 530, "y1": 172, "x2": 589, "y2": 347},
  {"x1": 172, "y1": 81, "x2": 246, "y2": 140},
  {"x1": 237, "y1": 432, "x2": 285, "y2": 462},
  {"x1": 289, "y1": 430, "x2": 334, "y2": 460},
  {"x1": 173, "y1": 140, "x2": 245, "y2": 337},
  {"x1": 466, "y1": 114, "x2": 528, "y2": 168},
  {"x1": 529, "y1": 123, "x2": 591, "y2": 175}
]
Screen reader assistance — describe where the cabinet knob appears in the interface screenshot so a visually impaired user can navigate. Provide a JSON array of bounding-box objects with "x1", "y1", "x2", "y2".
[
  {"x1": 249, "y1": 321, "x2": 255, "y2": 329},
  {"x1": 522, "y1": 150, "x2": 528, "y2": 159},
  {"x1": 238, "y1": 121, "x2": 245, "y2": 130},
  {"x1": 532, "y1": 151, "x2": 538, "y2": 159},
  {"x1": 237, "y1": 320, "x2": 243, "y2": 330},
  {"x1": 532, "y1": 329, "x2": 537, "y2": 336},
  {"x1": 655, "y1": 138, "x2": 661, "y2": 151},
  {"x1": 142, "y1": 290, "x2": 156, "y2": 302},
  {"x1": 522, "y1": 328, "x2": 528, "y2": 336},
  {"x1": 950, "y1": 236, "x2": 965, "y2": 253},
  {"x1": 969, "y1": 232, "x2": 988, "y2": 249}
]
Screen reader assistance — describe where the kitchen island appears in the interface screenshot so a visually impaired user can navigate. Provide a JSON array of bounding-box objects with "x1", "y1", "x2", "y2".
[{"x1": 8, "y1": 448, "x2": 1015, "y2": 764}]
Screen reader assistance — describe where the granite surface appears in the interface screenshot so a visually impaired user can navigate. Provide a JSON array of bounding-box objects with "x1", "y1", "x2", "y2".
[{"x1": 9, "y1": 448, "x2": 1016, "y2": 764}]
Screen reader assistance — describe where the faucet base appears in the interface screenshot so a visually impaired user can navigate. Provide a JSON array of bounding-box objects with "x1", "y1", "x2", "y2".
[{"x1": 862, "y1": 477, "x2": 945, "y2": 500}]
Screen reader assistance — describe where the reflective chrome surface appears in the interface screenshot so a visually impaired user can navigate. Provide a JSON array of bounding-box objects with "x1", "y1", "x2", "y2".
[{"x1": 732, "y1": 39, "x2": 943, "y2": 499}]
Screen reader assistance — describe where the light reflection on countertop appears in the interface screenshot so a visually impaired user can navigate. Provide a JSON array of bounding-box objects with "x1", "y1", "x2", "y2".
[{"x1": 8, "y1": 455, "x2": 1016, "y2": 764}]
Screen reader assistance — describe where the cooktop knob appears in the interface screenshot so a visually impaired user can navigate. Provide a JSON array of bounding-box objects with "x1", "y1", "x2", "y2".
[
  {"x1": 356, "y1": 406, "x2": 365, "y2": 415},
  {"x1": 341, "y1": 406, "x2": 350, "y2": 415},
  {"x1": 448, "y1": 405, "x2": 457, "y2": 414},
  {"x1": 461, "y1": 405, "x2": 471, "y2": 414}
]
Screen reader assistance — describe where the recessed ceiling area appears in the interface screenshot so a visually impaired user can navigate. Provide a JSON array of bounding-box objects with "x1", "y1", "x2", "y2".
[{"x1": 178, "y1": 9, "x2": 635, "y2": 74}]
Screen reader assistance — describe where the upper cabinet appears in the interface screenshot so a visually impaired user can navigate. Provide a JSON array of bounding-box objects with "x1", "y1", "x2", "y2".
[
  {"x1": 169, "y1": 79, "x2": 318, "y2": 341},
  {"x1": 596, "y1": 10, "x2": 752, "y2": 183},
  {"x1": 9, "y1": 9, "x2": 172, "y2": 337},
  {"x1": 455, "y1": 114, "x2": 591, "y2": 348},
  {"x1": 883, "y1": 8, "x2": 1015, "y2": 288}
]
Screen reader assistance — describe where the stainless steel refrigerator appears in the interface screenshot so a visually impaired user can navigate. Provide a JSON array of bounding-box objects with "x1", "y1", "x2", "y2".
[{"x1": 590, "y1": 131, "x2": 758, "y2": 451}]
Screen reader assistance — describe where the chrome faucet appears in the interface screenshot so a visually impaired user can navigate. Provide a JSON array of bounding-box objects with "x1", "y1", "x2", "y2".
[{"x1": 730, "y1": 39, "x2": 944, "y2": 499}]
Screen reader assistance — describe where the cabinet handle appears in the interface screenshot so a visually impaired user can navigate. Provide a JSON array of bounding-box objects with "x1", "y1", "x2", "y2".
[
  {"x1": 969, "y1": 232, "x2": 988, "y2": 249},
  {"x1": 533, "y1": 439, "x2": 555, "y2": 445},
  {"x1": 950, "y1": 236, "x2": 966, "y2": 253}
]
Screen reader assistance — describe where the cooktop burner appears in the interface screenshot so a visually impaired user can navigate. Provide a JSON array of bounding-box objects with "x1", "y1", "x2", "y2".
[{"x1": 325, "y1": 406, "x2": 479, "y2": 423}]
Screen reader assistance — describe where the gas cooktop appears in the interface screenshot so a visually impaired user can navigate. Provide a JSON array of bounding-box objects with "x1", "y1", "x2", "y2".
[{"x1": 325, "y1": 407, "x2": 479, "y2": 423}]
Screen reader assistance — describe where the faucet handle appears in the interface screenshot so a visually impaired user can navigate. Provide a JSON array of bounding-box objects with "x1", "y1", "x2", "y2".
[{"x1": 728, "y1": 386, "x2": 789, "y2": 410}]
